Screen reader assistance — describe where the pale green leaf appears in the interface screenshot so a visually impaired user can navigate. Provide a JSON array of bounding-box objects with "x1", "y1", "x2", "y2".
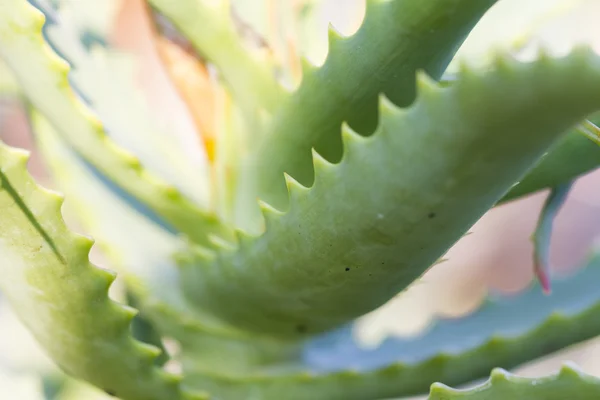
[
  {"x1": 0, "y1": 138, "x2": 204, "y2": 399},
  {"x1": 38, "y1": 1, "x2": 212, "y2": 207},
  {"x1": 31, "y1": 110, "x2": 280, "y2": 377},
  {"x1": 0, "y1": 0, "x2": 229, "y2": 246}
]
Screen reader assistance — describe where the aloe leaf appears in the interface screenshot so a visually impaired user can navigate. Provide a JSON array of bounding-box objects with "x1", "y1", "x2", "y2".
[
  {"x1": 37, "y1": 0, "x2": 212, "y2": 207},
  {"x1": 148, "y1": 0, "x2": 284, "y2": 112},
  {"x1": 30, "y1": 110, "x2": 223, "y2": 332},
  {"x1": 428, "y1": 364, "x2": 600, "y2": 400},
  {"x1": 180, "y1": 49, "x2": 600, "y2": 337},
  {"x1": 250, "y1": 0, "x2": 498, "y2": 213},
  {"x1": 531, "y1": 181, "x2": 573, "y2": 293},
  {"x1": 30, "y1": 110, "x2": 281, "y2": 377},
  {"x1": 0, "y1": 0, "x2": 229, "y2": 246},
  {"x1": 183, "y1": 253, "x2": 600, "y2": 400},
  {"x1": 0, "y1": 138, "x2": 205, "y2": 400},
  {"x1": 441, "y1": 73, "x2": 600, "y2": 204},
  {"x1": 500, "y1": 115, "x2": 600, "y2": 203}
]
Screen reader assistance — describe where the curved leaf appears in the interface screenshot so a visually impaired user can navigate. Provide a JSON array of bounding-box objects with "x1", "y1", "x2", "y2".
[
  {"x1": 180, "y1": 49, "x2": 600, "y2": 337},
  {"x1": 0, "y1": 139, "x2": 204, "y2": 400},
  {"x1": 182, "y1": 253, "x2": 600, "y2": 400},
  {"x1": 429, "y1": 364, "x2": 600, "y2": 400},
  {"x1": 31, "y1": 110, "x2": 294, "y2": 378},
  {"x1": 531, "y1": 181, "x2": 574, "y2": 292},
  {"x1": 247, "y1": 0, "x2": 498, "y2": 216},
  {"x1": 0, "y1": 0, "x2": 229, "y2": 246},
  {"x1": 37, "y1": 0, "x2": 212, "y2": 207}
]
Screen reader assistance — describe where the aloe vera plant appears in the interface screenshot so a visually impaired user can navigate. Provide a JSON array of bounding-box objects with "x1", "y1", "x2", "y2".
[{"x1": 1, "y1": 0, "x2": 600, "y2": 399}]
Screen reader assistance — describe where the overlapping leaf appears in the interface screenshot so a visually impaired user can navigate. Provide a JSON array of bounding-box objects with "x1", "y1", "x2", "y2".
[
  {"x1": 177, "y1": 253, "x2": 600, "y2": 400},
  {"x1": 248, "y1": 0, "x2": 498, "y2": 218},
  {"x1": 0, "y1": 138, "x2": 204, "y2": 400},
  {"x1": 31, "y1": 111, "x2": 288, "y2": 380},
  {"x1": 0, "y1": 0, "x2": 229, "y2": 246},
  {"x1": 37, "y1": 0, "x2": 212, "y2": 208},
  {"x1": 179, "y1": 49, "x2": 600, "y2": 338}
]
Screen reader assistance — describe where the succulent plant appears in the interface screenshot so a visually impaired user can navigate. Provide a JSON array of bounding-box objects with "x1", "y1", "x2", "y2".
[{"x1": 1, "y1": 0, "x2": 600, "y2": 399}]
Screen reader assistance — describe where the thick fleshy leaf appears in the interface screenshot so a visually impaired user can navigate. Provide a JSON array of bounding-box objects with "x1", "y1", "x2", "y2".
[
  {"x1": 181, "y1": 253, "x2": 600, "y2": 400},
  {"x1": 0, "y1": 139, "x2": 204, "y2": 400},
  {"x1": 179, "y1": 49, "x2": 600, "y2": 338},
  {"x1": 37, "y1": 0, "x2": 211, "y2": 207},
  {"x1": 247, "y1": 0, "x2": 498, "y2": 217},
  {"x1": 31, "y1": 110, "x2": 286, "y2": 378},
  {"x1": 0, "y1": 0, "x2": 229, "y2": 246},
  {"x1": 429, "y1": 364, "x2": 600, "y2": 400}
]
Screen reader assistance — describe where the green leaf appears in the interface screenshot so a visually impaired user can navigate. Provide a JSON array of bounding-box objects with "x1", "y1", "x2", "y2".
[
  {"x1": 500, "y1": 114, "x2": 600, "y2": 203},
  {"x1": 246, "y1": 0, "x2": 498, "y2": 217},
  {"x1": 0, "y1": 0, "x2": 229, "y2": 246},
  {"x1": 179, "y1": 49, "x2": 600, "y2": 338},
  {"x1": 531, "y1": 182, "x2": 574, "y2": 293},
  {"x1": 181, "y1": 253, "x2": 600, "y2": 400},
  {"x1": 0, "y1": 139, "x2": 204, "y2": 399},
  {"x1": 429, "y1": 364, "x2": 600, "y2": 400},
  {"x1": 31, "y1": 110, "x2": 293, "y2": 378}
]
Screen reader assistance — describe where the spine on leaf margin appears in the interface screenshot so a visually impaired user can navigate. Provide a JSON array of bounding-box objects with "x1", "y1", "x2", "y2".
[
  {"x1": 0, "y1": 0, "x2": 230, "y2": 247},
  {"x1": 429, "y1": 364, "x2": 600, "y2": 399},
  {"x1": 248, "y1": 0, "x2": 498, "y2": 218},
  {"x1": 0, "y1": 140, "x2": 204, "y2": 400},
  {"x1": 179, "y1": 254, "x2": 600, "y2": 400},
  {"x1": 179, "y1": 49, "x2": 600, "y2": 339}
]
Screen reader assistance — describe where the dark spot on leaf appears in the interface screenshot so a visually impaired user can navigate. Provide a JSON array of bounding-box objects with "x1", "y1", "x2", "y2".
[
  {"x1": 104, "y1": 389, "x2": 117, "y2": 397},
  {"x1": 296, "y1": 324, "x2": 307, "y2": 333},
  {"x1": 428, "y1": 212, "x2": 436, "y2": 219},
  {"x1": 345, "y1": 268, "x2": 350, "y2": 271},
  {"x1": 81, "y1": 30, "x2": 107, "y2": 50}
]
